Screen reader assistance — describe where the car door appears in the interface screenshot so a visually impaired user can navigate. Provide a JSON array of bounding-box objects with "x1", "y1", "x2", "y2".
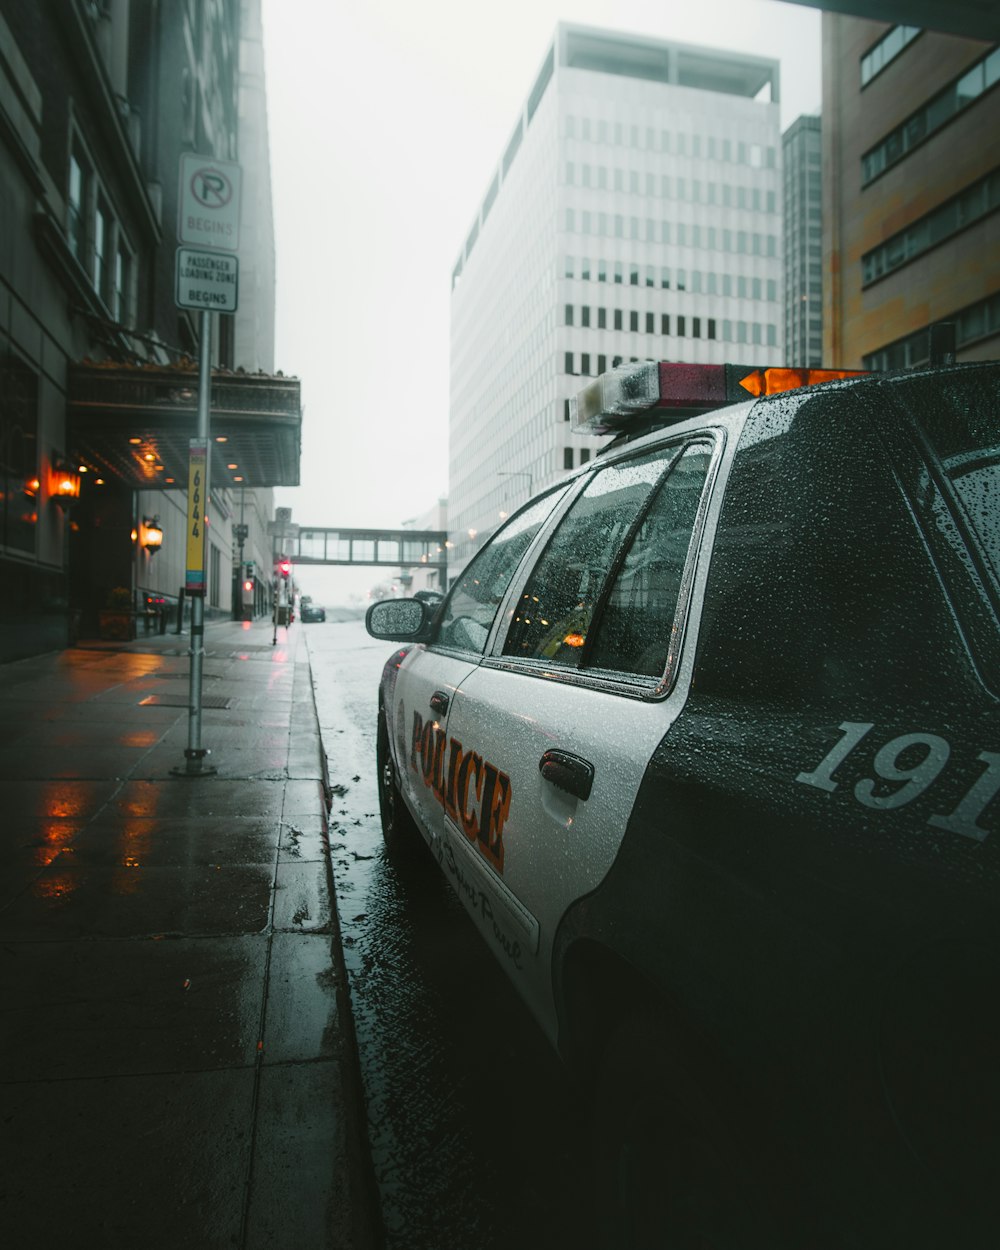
[
  {"x1": 438, "y1": 436, "x2": 723, "y2": 1042},
  {"x1": 387, "y1": 485, "x2": 570, "y2": 846}
]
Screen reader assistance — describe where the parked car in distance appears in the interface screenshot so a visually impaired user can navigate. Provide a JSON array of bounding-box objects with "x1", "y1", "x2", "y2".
[{"x1": 299, "y1": 599, "x2": 326, "y2": 623}]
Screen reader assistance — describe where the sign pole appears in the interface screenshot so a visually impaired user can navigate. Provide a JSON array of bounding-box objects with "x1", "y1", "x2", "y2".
[{"x1": 173, "y1": 309, "x2": 217, "y2": 778}]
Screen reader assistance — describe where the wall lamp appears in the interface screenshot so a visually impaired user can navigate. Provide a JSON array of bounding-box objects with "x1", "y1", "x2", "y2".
[
  {"x1": 141, "y1": 516, "x2": 164, "y2": 555},
  {"x1": 50, "y1": 458, "x2": 81, "y2": 509}
]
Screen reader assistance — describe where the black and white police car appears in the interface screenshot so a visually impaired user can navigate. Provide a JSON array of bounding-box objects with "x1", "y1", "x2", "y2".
[{"x1": 366, "y1": 360, "x2": 999, "y2": 1249}]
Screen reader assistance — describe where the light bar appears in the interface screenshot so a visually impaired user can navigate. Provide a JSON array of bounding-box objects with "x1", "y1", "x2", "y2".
[{"x1": 572, "y1": 362, "x2": 868, "y2": 434}]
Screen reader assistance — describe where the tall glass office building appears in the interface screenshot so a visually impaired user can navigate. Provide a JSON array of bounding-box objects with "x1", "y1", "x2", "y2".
[
  {"x1": 449, "y1": 23, "x2": 783, "y2": 564},
  {"x1": 783, "y1": 114, "x2": 823, "y2": 366}
]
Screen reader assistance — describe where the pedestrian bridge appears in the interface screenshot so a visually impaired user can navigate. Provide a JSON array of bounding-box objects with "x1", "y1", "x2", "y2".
[{"x1": 286, "y1": 526, "x2": 449, "y2": 576}]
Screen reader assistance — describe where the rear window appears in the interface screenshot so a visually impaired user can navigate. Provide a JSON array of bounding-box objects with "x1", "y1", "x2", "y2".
[
  {"x1": 897, "y1": 371, "x2": 1000, "y2": 596},
  {"x1": 890, "y1": 368, "x2": 1000, "y2": 692}
]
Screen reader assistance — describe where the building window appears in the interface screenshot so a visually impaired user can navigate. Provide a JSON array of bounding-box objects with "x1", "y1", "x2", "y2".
[
  {"x1": 564, "y1": 255, "x2": 575, "y2": 279},
  {"x1": 614, "y1": 310, "x2": 623, "y2": 330},
  {"x1": 598, "y1": 260, "x2": 607, "y2": 282},
  {"x1": 581, "y1": 352, "x2": 591, "y2": 375},
  {"x1": 630, "y1": 264, "x2": 639, "y2": 286},
  {"x1": 565, "y1": 304, "x2": 574, "y2": 326},
  {"x1": 629, "y1": 311, "x2": 639, "y2": 332},
  {"x1": 68, "y1": 148, "x2": 88, "y2": 261},
  {"x1": 614, "y1": 262, "x2": 623, "y2": 284},
  {"x1": 93, "y1": 199, "x2": 109, "y2": 299},
  {"x1": 564, "y1": 399, "x2": 571, "y2": 421},
  {"x1": 862, "y1": 46, "x2": 1000, "y2": 184},
  {"x1": 581, "y1": 306, "x2": 591, "y2": 327},
  {"x1": 580, "y1": 449, "x2": 591, "y2": 464},
  {"x1": 597, "y1": 354, "x2": 606, "y2": 373},
  {"x1": 661, "y1": 314, "x2": 670, "y2": 335},
  {"x1": 565, "y1": 352, "x2": 574, "y2": 374},
  {"x1": 581, "y1": 258, "x2": 591, "y2": 280},
  {"x1": 564, "y1": 447, "x2": 574, "y2": 470},
  {"x1": 707, "y1": 318, "x2": 717, "y2": 340},
  {"x1": 692, "y1": 317, "x2": 701, "y2": 338},
  {"x1": 661, "y1": 267, "x2": 670, "y2": 289},
  {"x1": 0, "y1": 356, "x2": 39, "y2": 555},
  {"x1": 677, "y1": 316, "x2": 686, "y2": 337},
  {"x1": 861, "y1": 24, "x2": 921, "y2": 86},
  {"x1": 645, "y1": 312, "x2": 654, "y2": 334},
  {"x1": 113, "y1": 242, "x2": 131, "y2": 325},
  {"x1": 598, "y1": 307, "x2": 607, "y2": 329},
  {"x1": 862, "y1": 167, "x2": 1000, "y2": 284},
  {"x1": 863, "y1": 291, "x2": 1000, "y2": 369}
]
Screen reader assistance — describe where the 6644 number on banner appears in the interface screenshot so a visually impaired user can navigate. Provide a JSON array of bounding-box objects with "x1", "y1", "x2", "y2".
[{"x1": 185, "y1": 440, "x2": 208, "y2": 593}]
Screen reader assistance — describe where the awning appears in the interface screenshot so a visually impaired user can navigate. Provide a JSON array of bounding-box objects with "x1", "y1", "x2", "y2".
[{"x1": 67, "y1": 361, "x2": 302, "y2": 489}]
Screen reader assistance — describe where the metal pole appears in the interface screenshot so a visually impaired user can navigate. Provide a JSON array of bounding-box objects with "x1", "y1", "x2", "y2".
[{"x1": 173, "y1": 309, "x2": 217, "y2": 777}]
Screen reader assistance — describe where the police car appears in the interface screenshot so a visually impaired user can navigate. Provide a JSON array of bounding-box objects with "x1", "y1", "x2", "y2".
[{"x1": 365, "y1": 360, "x2": 999, "y2": 1249}]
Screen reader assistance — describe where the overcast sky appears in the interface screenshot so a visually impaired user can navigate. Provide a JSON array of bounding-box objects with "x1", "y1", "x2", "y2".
[{"x1": 262, "y1": 0, "x2": 822, "y2": 602}]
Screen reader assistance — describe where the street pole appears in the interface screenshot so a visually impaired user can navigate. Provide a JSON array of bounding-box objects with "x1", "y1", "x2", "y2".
[{"x1": 173, "y1": 309, "x2": 217, "y2": 778}]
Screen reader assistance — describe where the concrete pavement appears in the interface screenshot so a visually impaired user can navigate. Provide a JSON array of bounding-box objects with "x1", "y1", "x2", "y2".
[{"x1": 0, "y1": 617, "x2": 381, "y2": 1249}]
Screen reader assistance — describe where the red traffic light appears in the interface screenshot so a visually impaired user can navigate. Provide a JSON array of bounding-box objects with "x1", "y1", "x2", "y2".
[{"x1": 278, "y1": 559, "x2": 292, "y2": 579}]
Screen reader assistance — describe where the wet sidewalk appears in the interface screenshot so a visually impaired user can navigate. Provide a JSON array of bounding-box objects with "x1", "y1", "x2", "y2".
[{"x1": 0, "y1": 618, "x2": 380, "y2": 1249}]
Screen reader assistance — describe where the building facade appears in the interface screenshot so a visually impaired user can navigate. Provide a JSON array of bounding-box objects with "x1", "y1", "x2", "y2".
[
  {"x1": 449, "y1": 23, "x2": 783, "y2": 564},
  {"x1": 0, "y1": 0, "x2": 297, "y2": 663},
  {"x1": 783, "y1": 113, "x2": 823, "y2": 366},
  {"x1": 822, "y1": 15, "x2": 1000, "y2": 368}
]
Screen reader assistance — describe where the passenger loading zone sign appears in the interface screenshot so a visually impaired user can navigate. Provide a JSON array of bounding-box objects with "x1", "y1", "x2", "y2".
[
  {"x1": 178, "y1": 153, "x2": 241, "y2": 251},
  {"x1": 185, "y1": 440, "x2": 208, "y2": 594},
  {"x1": 175, "y1": 248, "x2": 239, "y2": 312}
]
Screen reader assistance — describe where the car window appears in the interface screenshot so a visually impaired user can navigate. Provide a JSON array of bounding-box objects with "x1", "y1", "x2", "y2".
[
  {"x1": 586, "y1": 444, "x2": 712, "y2": 676},
  {"x1": 901, "y1": 374, "x2": 1000, "y2": 591},
  {"x1": 502, "y1": 446, "x2": 708, "y2": 675},
  {"x1": 434, "y1": 485, "x2": 570, "y2": 655}
]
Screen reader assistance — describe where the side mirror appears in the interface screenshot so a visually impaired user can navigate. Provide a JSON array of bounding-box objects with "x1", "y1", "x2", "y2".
[{"x1": 365, "y1": 597, "x2": 431, "y2": 641}]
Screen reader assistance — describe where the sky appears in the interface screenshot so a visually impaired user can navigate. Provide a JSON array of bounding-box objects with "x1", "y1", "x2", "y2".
[{"x1": 262, "y1": 0, "x2": 822, "y2": 603}]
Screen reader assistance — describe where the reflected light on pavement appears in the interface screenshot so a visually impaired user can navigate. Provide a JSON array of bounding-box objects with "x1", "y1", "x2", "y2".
[
  {"x1": 32, "y1": 871, "x2": 78, "y2": 902},
  {"x1": 42, "y1": 781, "x2": 92, "y2": 819}
]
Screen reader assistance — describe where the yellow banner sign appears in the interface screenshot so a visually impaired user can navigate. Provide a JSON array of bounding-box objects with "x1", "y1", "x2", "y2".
[{"x1": 185, "y1": 439, "x2": 208, "y2": 593}]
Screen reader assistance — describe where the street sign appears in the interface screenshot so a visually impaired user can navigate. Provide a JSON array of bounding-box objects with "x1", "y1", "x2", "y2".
[
  {"x1": 175, "y1": 247, "x2": 239, "y2": 312},
  {"x1": 275, "y1": 507, "x2": 292, "y2": 524},
  {"x1": 267, "y1": 520, "x2": 299, "y2": 538},
  {"x1": 178, "y1": 153, "x2": 242, "y2": 251}
]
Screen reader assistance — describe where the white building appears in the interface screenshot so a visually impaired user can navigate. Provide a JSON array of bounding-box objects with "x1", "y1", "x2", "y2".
[{"x1": 449, "y1": 23, "x2": 783, "y2": 565}]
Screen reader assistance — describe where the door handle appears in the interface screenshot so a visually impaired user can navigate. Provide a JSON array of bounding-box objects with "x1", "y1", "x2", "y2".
[
  {"x1": 539, "y1": 749, "x2": 594, "y2": 801},
  {"x1": 429, "y1": 690, "x2": 450, "y2": 716}
]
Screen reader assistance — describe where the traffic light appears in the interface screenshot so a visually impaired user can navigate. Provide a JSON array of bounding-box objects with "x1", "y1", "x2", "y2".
[{"x1": 278, "y1": 557, "x2": 292, "y2": 580}]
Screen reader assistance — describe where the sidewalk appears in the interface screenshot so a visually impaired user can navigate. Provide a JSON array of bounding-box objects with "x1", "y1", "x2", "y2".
[{"x1": 0, "y1": 617, "x2": 380, "y2": 1249}]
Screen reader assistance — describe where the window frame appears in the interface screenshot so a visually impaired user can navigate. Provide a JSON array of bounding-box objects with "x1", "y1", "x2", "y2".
[{"x1": 482, "y1": 428, "x2": 727, "y2": 701}]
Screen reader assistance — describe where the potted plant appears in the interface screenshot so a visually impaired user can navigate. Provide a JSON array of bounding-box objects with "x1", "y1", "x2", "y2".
[{"x1": 98, "y1": 586, "x2": 135, "y2": 640}]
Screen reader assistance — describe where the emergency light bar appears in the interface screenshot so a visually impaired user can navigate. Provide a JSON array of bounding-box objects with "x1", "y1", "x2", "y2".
[{"x1": 571, "y1": 362, "x2": 867, "y2": 434}]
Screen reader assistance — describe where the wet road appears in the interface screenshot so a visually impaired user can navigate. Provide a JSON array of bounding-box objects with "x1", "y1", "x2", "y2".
[{"x1": 306, "y1": 617, "x2": 593, "y2": 1250}]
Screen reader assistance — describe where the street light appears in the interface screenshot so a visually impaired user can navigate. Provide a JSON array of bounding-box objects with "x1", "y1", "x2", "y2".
[{"x1": 141, "y1": 516, "x2": 163, "y2": 555}]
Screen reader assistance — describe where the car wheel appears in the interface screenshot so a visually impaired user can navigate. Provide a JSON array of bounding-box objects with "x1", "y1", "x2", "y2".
[
  {"x1": 376, "y1": 712, "x2": 419, "y2": 846},
  {"x1": 592, "y1": 1011, "x2": 783, "y2": 1250}
]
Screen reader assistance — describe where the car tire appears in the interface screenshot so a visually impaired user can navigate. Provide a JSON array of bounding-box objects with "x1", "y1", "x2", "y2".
[
  {"x1": 591, "y1": 1010, "x2": 785, "y2": 1250},
  {"x1": 376, "y1": 712, "x2": 419, "y2": 846}
]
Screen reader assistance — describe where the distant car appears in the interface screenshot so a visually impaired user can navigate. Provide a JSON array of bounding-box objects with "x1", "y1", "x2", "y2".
[{"x1": 300, "y1": 602, "x2": 326, "y2": 622}]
